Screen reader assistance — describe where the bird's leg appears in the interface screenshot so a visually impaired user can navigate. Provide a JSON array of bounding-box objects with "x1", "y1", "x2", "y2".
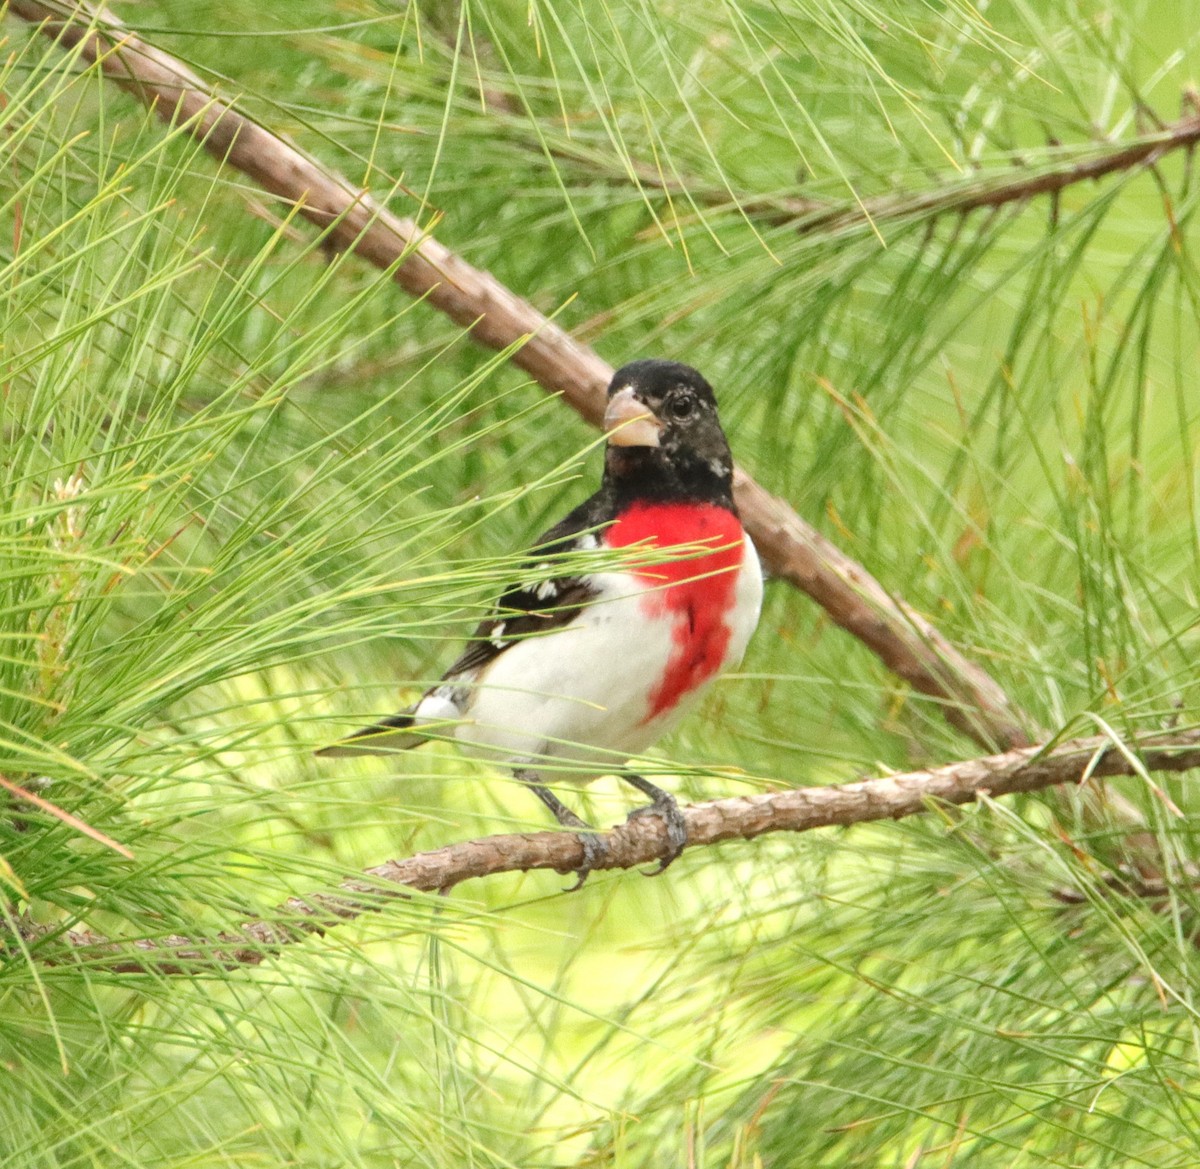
[
  {"x1": 620, "y1": 773, "x2": 687, "y2": 874},
  {"x1": 513, "y1": 768, "x2": 608, "y2": 890}
]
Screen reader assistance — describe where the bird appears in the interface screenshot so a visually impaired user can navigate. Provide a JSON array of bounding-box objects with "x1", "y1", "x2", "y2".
[{"x1": 319, "y1": 359, "x2": 763, "y2": 885}]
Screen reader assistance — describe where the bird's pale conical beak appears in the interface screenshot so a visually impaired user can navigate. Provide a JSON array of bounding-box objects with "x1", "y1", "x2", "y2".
[{"x1": 604, "y1": 387, "x2": 662, "y2": 448}]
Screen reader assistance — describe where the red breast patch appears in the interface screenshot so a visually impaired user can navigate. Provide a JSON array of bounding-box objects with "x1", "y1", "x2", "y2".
[{"x1": 606, "y1": 502, "x2": 744, "y2": 720}]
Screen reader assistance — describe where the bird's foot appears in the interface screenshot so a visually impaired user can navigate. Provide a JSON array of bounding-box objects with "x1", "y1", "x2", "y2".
[
  {"x1": 514, "y1": 767, "x2": 608, "y2": 891},
  {"x1": 626, "y1": 789, "x2": 687, "y2": 875},
  {"x1": 562, "y1": 831, "x2": 610, "y2": 892}
]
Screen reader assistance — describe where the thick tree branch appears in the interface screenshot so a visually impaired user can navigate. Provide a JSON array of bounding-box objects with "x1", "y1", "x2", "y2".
[
  {"x1": 7, "y1": 0, "x2": 1030, "y2": 750},
  {"x1": 13, "y1": 728, "x2": 1200, "y2": 974}
]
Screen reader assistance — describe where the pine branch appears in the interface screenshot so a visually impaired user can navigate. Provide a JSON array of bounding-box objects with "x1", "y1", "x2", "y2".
[
  {"x1": 686, "y1": 117, "x2": 1200, "y2": 234},
  {"x1": 779, "y1": 114, "x2": 1200, "y2": 234},
  {"x1": 518, "y1": 116, "x2": 1200, "y2": 238},
  {"x1": 6, "y1": 0, "x2": 1029, "y2": 751},
  {"x1": 13, "y1": 728, "x2": 1200, "y2": 975},
  {"x1": 458, "y1": 45, "x2": 1200, "y2": 238}
]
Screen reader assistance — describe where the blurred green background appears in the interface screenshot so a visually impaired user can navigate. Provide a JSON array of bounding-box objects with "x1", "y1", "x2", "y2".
[{"x1": 5, "y1": 1, "x2": 1200, "y2": 1165}]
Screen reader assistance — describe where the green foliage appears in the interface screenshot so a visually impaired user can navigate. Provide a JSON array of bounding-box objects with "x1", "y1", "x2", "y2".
[{"x1": 4, "y1": 1, "x2": 1200, "y2": 1165}]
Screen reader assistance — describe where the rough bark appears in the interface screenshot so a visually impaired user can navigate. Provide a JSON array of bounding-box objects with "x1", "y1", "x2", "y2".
[{"x1": 14, "y1": 728, "x2": 1200, "y2": 974}]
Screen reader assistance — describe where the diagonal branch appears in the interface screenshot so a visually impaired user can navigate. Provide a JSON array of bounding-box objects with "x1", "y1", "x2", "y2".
[
  {"x1": 6, "y1": 0, "x2": 1030, "y2": 750},
  {"x1": 14, "y1": 728, "x2": 1200, "y2": 974}
]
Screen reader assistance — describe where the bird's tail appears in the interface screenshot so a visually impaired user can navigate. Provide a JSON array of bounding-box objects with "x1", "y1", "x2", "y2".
[{"x1": 315, "y1": 710, "x2": 425, "y2": 758}]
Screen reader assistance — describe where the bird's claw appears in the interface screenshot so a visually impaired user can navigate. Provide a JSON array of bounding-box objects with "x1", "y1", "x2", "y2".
[
  {"x1": 563, "y1": 831, "x2": 609, "y2": 891},
  {"x1": 627, "y1": 793, "x2": 688, "y2": 876}
]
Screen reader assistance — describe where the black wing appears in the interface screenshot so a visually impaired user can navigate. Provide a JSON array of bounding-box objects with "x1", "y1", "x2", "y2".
[
  {"x1": 317, "y1": 492, "x2": 612, "y2": 757},
  {"x1": 441, "y1": 493, "x2": 609, "y2": 679}
]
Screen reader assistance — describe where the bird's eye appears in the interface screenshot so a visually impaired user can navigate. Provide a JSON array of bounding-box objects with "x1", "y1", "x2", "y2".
[{"x1": 668, "y1": 395, "x2": 694, "y2": 420}]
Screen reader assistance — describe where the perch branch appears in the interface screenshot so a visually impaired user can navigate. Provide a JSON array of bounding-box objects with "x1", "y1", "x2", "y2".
[
  {"x1": 7, "y1": 0, "x2": 1029, "y2": 750},
  {"x1": 13, "y1": 728, "x2": 1200, "y2": 974}
]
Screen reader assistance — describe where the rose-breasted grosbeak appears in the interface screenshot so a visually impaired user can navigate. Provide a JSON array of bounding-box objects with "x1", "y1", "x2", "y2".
[{"x1": 320, "y1": 359, "x2": 763, "y2": 884}]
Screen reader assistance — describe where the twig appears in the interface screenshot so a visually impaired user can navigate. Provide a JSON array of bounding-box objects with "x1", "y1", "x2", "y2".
[
  {"x1": 470, "y1": 91, "x2": 1200, "y2": 237},
  {"x1": 1049, "y1": 870, "x2": 1200, "y2": 906},
  {"x1": 6, "y1": 0, "x2": 1030, "y2": 750},
  {"x1": 13, "y1": 728, "x2": 1200, "y2": 974},
  {"x1": 770, "y1": 118, "x2": 1200, "y2": 235},
  {"x1": 466, "y1": 82, "x2": 1200, "y2": 236},
  {"x1": 0, "y1": 772, "x2": 133, "y2": 858}
]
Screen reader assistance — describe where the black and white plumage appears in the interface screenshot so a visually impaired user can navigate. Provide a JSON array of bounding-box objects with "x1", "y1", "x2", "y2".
[{"x1": 320, "y1": 359, "x2": 763, "y2": 883}]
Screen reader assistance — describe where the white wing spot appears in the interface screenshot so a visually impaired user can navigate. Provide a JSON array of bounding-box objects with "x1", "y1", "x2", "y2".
[
  {"x1": 520, "y1": 563, "x2": 550, "y2": 592},
  {"x1": 536, "y1": 580, "x2": 558, "y2": 601},
  {"x1": 416, "y1": 692, "x2": 461, "y2": 722},
  {"x1": 490, "y1": 622, "x2": 507, "y2": 648}
]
